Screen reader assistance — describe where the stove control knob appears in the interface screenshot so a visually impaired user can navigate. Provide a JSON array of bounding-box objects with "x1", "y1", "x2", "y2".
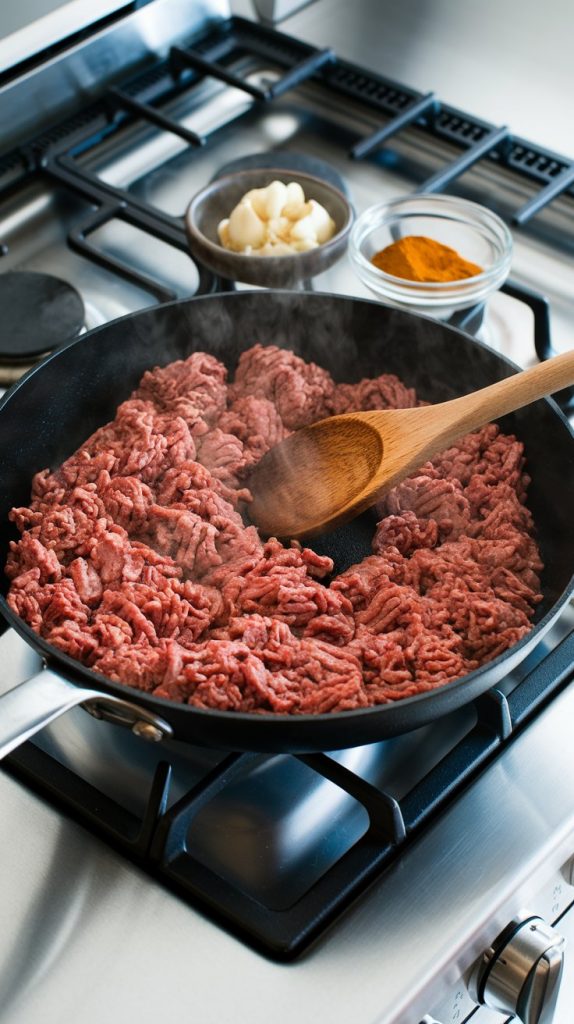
[{"x1": 470, "y1": 916, "x2": 565, "y2": 1024}]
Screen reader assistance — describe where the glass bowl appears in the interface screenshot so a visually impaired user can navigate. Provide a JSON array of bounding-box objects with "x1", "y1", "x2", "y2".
[{"x1": 349, "y1": 194, "x2": 513, "y2": 320}]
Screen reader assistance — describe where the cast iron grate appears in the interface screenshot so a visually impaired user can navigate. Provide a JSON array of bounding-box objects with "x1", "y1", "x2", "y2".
[{"x1": 5, "y1": 628, "x2": 574, "y2": 960}]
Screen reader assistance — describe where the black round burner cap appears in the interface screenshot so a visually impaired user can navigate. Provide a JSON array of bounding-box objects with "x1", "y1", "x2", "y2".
[{"x1": 0, "y1": 270, "x2": 85, "y2": 362}]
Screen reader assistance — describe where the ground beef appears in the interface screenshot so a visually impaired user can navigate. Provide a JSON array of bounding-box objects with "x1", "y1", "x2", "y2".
[
  {"x1": 229, "y1": 343, "x2": 335, "y2": 428},
  {"x1": 331, "y1": 373, "x2": 417, "y2": 415},
  {"x1": 219, "y1": 395, "x2": 289, "y2": 468},
  {"x1": 6, "y1": 344, "x2": 543, "y2": 714}
]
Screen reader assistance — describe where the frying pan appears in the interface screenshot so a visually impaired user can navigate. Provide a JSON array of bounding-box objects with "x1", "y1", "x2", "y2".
[{"x1": 1, "y1": 290, "x2": 574, "y2": 756}]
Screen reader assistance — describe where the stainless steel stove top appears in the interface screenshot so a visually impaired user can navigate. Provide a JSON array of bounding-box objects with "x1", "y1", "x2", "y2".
[{"x1": 2, "y1": 1, "x2": 574, "y2": 1022}]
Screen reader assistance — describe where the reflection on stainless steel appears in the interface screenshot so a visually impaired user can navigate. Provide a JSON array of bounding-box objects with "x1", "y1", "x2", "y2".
[
  {"x1": 562, "y1": 859, "x2": 574, "y2": 888},
  {"x1": 0, "y1": 0, "x2": 137, "y2": 71},
  {"x1": 90, "y1": 219, "x2": 200, "y2": 297},
  {"x1": 249, "y1": 0, "x2": 319, "y2": 25},
  {"x1": 0, "y1": 822, "x2": 110, "y2": 1023},
  {"x1": 90, "y1": 74, "x2": 258, "y2": 194},
  {"x1": 0, "y1": 183, "x2": 160, "y2": 327},
  {"x1": 186, "y1": 751, "x2": 372, "y2": 906}
]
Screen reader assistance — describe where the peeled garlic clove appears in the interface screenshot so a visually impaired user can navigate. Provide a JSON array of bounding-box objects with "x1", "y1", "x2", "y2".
[
  {"x1": 267, "y1": 216, "x2": 291, "y2": 241},
  {"x1": 264, "y1": 180, "x2": 288, "y2": 220},
  {"x1": 243, "y1": 188, "x2": 269, "y2": 220},
  {"x1": 289, "y1": 211, "x2": 318, "y2": 242},
  {"x1": 285, "y1": 182, "x2": 305, "y2": 206},
  {"x1": 217, "y1": 219, "x2": 230, "y2": 246},
  {"x1": 266, "y1": 240, "x2": 293, "y2": 256},
  {"x1": 292, "y1": 238, "x2": 318, "y2": 252},
  {"x1": 283, "y1": 199, "x2": 310, "y2": 221},
  {"x1": 227, "y1": 201, "x2": 266, "y2": 250},
  {"x1": 217, "y1": 180, "x2": 337, "y2": 254},
  {"x1": 307, "y1": 199, "x2": 336, "y2": 244}
]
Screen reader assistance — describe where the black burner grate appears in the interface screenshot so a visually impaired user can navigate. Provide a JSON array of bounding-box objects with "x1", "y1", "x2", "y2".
[{"x1": 0, "y1": 15, "x2": 564, "y2": 369}]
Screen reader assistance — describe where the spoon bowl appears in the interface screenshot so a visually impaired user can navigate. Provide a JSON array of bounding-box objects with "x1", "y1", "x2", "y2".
[{"x1": 248, "y1": 349, "x2": 574, "y2": 539}]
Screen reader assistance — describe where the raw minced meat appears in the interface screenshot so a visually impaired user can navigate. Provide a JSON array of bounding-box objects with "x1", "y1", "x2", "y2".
[
  {"x1": 228, "y1": 343, "x2": 336, "y2": 429},
  {"x1": 6, "y1": 346, "x2": 543, "y2": 713}
]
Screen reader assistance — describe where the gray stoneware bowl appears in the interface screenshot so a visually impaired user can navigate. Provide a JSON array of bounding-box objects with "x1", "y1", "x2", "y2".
[{"x1": 184, "y1": 168, "x2": 354, "y2": 288}]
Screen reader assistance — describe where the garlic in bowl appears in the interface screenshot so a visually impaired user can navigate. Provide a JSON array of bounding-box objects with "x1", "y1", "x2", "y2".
[
  {"x1": 217, "y1": 180, "x2": 336, "y2": 256},
  {"x1": 184, "y1": 168, "x2": 353, "y2": 288}
]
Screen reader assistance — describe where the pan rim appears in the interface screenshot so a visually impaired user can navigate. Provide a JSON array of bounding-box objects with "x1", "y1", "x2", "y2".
[{"x1": 2, "y1": 289, "x2": 574, "y2": 735}]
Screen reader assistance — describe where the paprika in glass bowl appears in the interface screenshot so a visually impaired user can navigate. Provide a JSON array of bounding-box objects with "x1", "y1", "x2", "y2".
[{"x1": 349, "y1": 194, "x2": 513, "y2": 320}]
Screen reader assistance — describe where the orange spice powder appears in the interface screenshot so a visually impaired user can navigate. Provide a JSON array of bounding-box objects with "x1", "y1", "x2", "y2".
[{"x1": 371, "y1": 235, "x2": 482, "y2": 283}]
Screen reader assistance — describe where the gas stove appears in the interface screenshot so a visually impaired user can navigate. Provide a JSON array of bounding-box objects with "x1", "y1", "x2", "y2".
[{"x1": 1, "y1": 2, "x2": 574, "y2": 1023}]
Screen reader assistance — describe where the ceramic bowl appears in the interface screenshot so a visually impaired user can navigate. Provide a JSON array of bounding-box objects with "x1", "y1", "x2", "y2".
[{"x1": 184, "y1": 168, "x2": 354, "y2": 288}]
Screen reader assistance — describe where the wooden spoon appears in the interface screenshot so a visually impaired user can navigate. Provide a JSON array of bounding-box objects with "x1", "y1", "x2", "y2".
[{"x1": 248, "y1": 349, "x2": 574, "y2": 539}]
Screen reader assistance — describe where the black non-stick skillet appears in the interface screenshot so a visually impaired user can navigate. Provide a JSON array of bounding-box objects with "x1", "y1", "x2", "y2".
[{"x1": 1, "y1": 291, "x2": 573, "y2": 755}]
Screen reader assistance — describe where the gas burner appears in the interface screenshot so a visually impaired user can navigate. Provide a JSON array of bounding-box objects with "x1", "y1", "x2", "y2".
[{"x1": 0, "y1": 270, "x2": 85, "y2": 384}]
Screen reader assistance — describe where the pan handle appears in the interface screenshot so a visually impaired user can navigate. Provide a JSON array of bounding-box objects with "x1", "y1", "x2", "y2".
[{"x1": 0, "y1": 668, "x2": 173, "y2": 761}]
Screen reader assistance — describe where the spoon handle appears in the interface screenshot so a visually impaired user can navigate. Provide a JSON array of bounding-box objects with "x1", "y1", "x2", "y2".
[{"x1": 425, "y1": 348, "x2": 574, "y2": 444}]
